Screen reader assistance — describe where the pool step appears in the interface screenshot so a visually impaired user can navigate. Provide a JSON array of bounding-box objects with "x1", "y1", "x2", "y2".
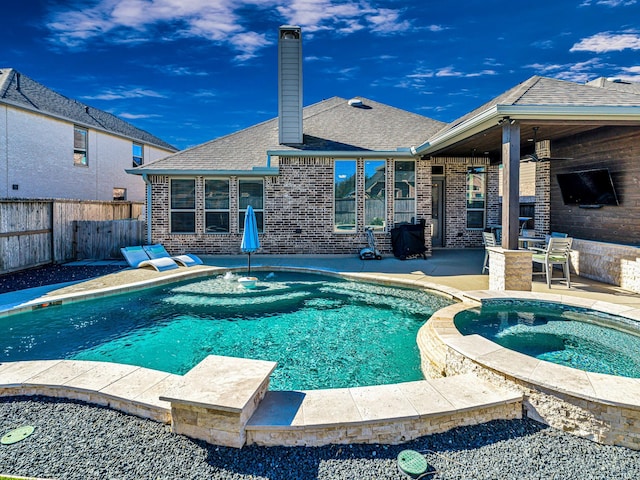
[{"x1": 245, "y1": 373, "x2": 523, "y2": 446}]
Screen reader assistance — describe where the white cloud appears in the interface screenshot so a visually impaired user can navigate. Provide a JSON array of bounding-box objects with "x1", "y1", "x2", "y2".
[
  {"x1": 580, "y1": 0, "x2": 637, "y2": 6},
  {"x1": 605, "y1": 65, "x2": 640, "y2": 82},
  {"x1": 570, "y1": 32, "x2": 640, "y2": 53},
  {"x1": 82, "y1": 87, "x2": 167, "y2": 101},
  {"x1": 305, "y1": 55, "x2": 332, "y2": 62},
  {"x1": 193, "y1": 89, "x2": 218, "y2": 98},
  {"x1": 532, "y1": 40, "x2": 554, "y2": 49},
  {"x1": 276, "y1": 0, "x2": 412, "y2": 36},
  {"x1": 150, "y1": 65, "x2": 209, "y2": 76},
  {"x1": 434, "y1": 66, "x2": 497, "y2": 78},
  {"x1": 524, "y1": 58, "x2": 611, "y2": 83},
  {"x1": 119, "y1": 112, "x2": 162, "y2": 119},
  {"x1": 47, "y1": 0, "x2": 413, "y2": 61}
]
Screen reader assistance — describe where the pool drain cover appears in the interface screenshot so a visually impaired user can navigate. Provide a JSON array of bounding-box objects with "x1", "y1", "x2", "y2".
[
  {"x1": 1, "y1": 426, "x2": 35, "y2": 445},
  {"x1": 397, "y1": 449, "x2": 428, "y2": 478}
]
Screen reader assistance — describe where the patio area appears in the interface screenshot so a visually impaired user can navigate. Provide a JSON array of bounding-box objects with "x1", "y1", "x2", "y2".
[{"x1": 4, "y1": 248, "x2": 635, "y2": 311}]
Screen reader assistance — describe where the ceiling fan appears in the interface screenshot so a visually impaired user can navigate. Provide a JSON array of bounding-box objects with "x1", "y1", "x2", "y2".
[{"x1": 520, "y1": 127, "x2": 573, "y2": 163}]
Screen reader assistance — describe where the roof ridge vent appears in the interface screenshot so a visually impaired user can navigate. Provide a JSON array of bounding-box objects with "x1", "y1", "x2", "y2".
[{"x1": 348, "y1": 98, "x2": 363, "y2": 107}]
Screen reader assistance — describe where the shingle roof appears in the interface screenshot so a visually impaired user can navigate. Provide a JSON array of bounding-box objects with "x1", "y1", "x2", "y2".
[
  {"x1": 586, "y1": 77, "x2": 640, "y2": 95},
  {"x1": 439, "y1": 75, "x2": 640, "y2": 134},
  {"x1": 135, "y1": 96, "x2": 445, "y2": 172},
  {"x1": 0, "y1": 68, "x2": 177, "y2": 152}
]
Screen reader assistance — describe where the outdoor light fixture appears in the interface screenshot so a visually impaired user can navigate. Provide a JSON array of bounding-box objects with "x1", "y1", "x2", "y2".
[{"x1": 498, "y1": 117, "x2": 516, "y2": 125}]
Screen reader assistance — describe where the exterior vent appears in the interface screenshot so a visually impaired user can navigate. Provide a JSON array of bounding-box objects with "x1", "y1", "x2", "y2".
[
  {"x1": 348, "y1": 98, "x2": 363, "y2": 107},
  {"x1": 278, "y1": 25, "x2": 303, "y2": 145}
]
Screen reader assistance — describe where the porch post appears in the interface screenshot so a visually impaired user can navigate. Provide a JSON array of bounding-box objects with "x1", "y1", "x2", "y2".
[{"x1": 501, "y1": 121, "x2": 520, "y2": 250}]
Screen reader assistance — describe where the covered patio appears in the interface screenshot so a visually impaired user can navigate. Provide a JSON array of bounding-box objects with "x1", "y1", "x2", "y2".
[{"x1": 412, "y1": 76, "x2": 640, "y2": 293}]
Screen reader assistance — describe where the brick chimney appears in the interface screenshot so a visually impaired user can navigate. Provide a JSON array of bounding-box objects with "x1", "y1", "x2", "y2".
[{"x1": 278, "y1": 25, "x2": 303, "y2": 145}]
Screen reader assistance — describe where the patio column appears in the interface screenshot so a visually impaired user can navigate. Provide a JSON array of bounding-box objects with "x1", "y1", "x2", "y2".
[
  {"x1": 488, "y1": 247, "x2": 532, "y2": 291},
  {"x1": 501, "y1": 120, "x2": 520, "y2": 250}
]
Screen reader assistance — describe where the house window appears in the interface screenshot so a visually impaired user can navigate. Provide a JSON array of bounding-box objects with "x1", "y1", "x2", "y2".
[
  {"x1": 113, "y1": 187, "x2": 126, "y2": 201},
  {"x1": 74, "y1": 126, "x2": 88, "y2": 166},
  {"x1": 466, "y1": 166, "x2": 486, "y2": 229},
  {"x1": 334, "y1": 160, "x2": 356, "y2": 232},
  {"x1": 205, "y1": 179, "x2": 230, "y2": 233},
  {"x1": 394, "y1": 160, "x2": 415, "y2": 226},
  {"x1": 132, "y1": 143, "x2": 143, "y2": 167},
  {"x1": 364, "y1": 160, "x2": 386, "y2": 230},
  {"x1": 170, "y1": 179, "x2": 196, "y2": 233},
  {"x1": 238, "y1": 179, "x2": 264, "y2": 233}
]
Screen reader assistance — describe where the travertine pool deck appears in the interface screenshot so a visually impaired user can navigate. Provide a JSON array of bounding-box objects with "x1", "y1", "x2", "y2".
[{"x1": 1, "y1": 251, "x2": 639, "y2": 448}]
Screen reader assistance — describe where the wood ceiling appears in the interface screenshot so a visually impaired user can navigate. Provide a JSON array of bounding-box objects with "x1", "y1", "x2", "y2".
[{"x1": 425, "y1": 121, "x2": 633, "y2": 161}]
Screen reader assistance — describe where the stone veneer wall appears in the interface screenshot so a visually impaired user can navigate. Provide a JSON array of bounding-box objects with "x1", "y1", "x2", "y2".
[
  {"x1": 147, "y1": 157, "x2": 434, "y2": 256},
  {"x1": 428, "y1": 345, "x2": 640, "y2": 450},
  {"x1": 570, "y1": 238, "x2": 640, "y2": 293},
  {"x1": 418, "y1": 306, "x2": 640, "y2": 450},
  {"x1": 0, "y1": 384, "x2": 171, "y2": 423},
  {"x1": 246, "y1": 403, "x2": 520, "y2": 447}
]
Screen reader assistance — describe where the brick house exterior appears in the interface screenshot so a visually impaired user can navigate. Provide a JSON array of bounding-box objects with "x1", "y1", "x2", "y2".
[
  {"x1": 136, "y1": 95, "x2": 444, "y2": 256},
  {"x1": 128, "y1": 27, "x2": 640, "y2": 257}
]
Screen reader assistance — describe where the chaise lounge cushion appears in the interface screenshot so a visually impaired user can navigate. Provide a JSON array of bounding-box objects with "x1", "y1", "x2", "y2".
[
  {"x1": 143, "y1": 244, "x2": 203, "y2": 267},
  {"x1": 120, "y1": 246, "x2": 180, "y2": 272}
]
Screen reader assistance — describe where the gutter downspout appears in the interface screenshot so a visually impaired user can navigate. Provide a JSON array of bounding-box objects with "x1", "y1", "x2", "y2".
[{"x1": 141, "y1": 173, "x2": 152, "y2": 243}]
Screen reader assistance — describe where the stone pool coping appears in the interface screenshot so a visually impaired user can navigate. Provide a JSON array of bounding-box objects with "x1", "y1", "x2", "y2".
[
  {"x1": 0, "y1": 265, "x2": 524, "y2": 447},
  {"x1": 3, "y1": 265, "x2": 639, "y2": 448},
  {"x1": 422, "y1": 290, "x2": 640, "y2": 449}
]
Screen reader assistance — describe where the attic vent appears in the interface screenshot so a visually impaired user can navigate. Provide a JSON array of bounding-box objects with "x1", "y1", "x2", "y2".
[{"x1": 348, "y1": 98, "x2": 363, "y2": 107}]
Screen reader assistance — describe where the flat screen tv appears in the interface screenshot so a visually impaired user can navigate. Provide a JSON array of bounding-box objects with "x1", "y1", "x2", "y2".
[{"x1": 556, "y1": 168, "x2": 619, "y2": 206}]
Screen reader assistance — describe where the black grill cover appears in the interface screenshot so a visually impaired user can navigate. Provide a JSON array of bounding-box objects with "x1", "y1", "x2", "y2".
[{"x1": 390, "y1": 220, "x2": 426, "y2": 260}]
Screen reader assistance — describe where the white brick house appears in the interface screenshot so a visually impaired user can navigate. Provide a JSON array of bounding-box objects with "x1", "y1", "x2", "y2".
[
  {"x1": 128, "y1": 26, "x2": 640, "y2": 257},
  {"x1": 0, "y1": 68, "x2": 177, "y2": 201}
]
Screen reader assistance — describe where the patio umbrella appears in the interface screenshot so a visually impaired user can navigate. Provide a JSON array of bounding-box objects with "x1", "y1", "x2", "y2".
[{"x1": 241, "y1": 205, "x2": 260, "y2": 275}]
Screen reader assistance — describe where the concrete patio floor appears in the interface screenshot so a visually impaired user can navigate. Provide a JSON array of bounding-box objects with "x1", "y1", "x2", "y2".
[{"x1": 2, "y1": 248, "x2": 639, "y2": 311}]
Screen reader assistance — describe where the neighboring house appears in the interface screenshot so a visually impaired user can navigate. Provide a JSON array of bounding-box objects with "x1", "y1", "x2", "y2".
[
  {"x1": 0, "y1": 68, "x2": 177, "y2": 202},
  {"x1": 128, "y1": 26, "x2": 640, "y2": 257}
]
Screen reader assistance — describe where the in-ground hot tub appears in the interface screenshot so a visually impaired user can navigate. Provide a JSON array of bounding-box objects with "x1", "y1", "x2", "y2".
[{"x1": 419, "y1": 293, "x2": 640, "y2": 450}]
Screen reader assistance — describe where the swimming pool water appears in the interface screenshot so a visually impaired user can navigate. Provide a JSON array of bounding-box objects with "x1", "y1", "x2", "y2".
[
  {"x1": 1, "y1": 272, "x2": 453, "y2": 390},
  {"x1": 454, "y1": 300, "x2": 640, "y2": 378}
]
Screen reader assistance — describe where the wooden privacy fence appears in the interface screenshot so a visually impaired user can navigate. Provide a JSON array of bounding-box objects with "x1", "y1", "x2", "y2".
[
  {"x1": 75, "y1": 219, "x2": 145, "y2": 260},
  {"x1": 0, "y1": 199, "x2": 144, "y2": 275}
]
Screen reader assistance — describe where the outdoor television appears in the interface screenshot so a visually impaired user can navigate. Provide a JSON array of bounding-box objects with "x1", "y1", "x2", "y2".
[{"x1": 556, "y1": 168, "x2": 619, "y2": 206}]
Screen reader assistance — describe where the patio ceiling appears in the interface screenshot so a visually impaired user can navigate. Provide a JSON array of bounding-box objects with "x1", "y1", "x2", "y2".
[{"x1": 424, "y1": 119, "x2": 640, "y2": 162}]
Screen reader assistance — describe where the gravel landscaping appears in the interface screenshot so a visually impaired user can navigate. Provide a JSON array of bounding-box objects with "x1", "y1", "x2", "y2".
[
  {"x1": 1, "y1": 396, "x2": 639, "y2": 480},
  {"x1": 0, "y1": 264, "x2": 125, "y2": 294}
]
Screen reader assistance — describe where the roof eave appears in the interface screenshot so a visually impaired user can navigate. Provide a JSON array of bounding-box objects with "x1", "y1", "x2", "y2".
[
  {"x1": 266, "y1": 149, "x2": 416, "y2": 158},
  {"x1": 412, "y1": 104, "x2": 640, "y2": 156},
  {"x1": 126, "y1": 167, "x2": 280, "y2": 176}
]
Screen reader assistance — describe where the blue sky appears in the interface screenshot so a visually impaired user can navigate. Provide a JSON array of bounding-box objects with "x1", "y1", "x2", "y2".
[{"x1": 2, "y1": 0, "x2": 640, "y2": 150}]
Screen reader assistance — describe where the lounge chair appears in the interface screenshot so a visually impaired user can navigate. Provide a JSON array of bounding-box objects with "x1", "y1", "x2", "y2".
[
  {"x1": 121, "y1": 246, "x2": 179, "y2": 272},
  {"x1": 143, "y1": 244, "x2": 203, "y2": 267}
]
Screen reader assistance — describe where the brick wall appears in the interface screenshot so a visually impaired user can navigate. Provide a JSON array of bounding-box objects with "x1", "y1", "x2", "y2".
[
  {"x1": 147, "y1": 157, "x2": 433, "y2": 256},
  {"x1": 434, "y1": 157, "x2": 490, "y2": 248}
]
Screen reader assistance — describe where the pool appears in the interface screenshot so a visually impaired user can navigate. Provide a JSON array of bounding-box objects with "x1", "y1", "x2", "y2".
[
  {"x1": 0, "y1": 271, "x2": 453, "y2": 390},
  {"x1": 454, "y1": 300, "x2": 640, "y2": 378}
]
